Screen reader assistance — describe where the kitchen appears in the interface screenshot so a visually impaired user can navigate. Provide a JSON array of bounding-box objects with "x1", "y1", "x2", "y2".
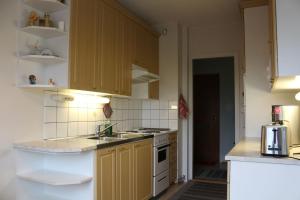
[{"x1": 1, "y1": 0, "x2": 300, "y2": 200}]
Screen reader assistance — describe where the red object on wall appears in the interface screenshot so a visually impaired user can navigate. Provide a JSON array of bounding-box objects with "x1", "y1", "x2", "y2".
[
  {"x1": 103, "y1": 103, "x2": 113, "y2": 119},
  {"x1": 179, "y1": 94, "x2": 189, "y2": 119}
]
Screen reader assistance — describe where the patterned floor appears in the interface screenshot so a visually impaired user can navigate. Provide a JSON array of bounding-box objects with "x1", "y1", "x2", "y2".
[{"x1": 170, "y1": 182, "x2": 227, "y2": 200}]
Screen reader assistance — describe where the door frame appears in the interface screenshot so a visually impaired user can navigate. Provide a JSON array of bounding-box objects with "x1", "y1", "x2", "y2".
[{"x1": 187, "y1": 53, "x2": 241, "y2": 180}]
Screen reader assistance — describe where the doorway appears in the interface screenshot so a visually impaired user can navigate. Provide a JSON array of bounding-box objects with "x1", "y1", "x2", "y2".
[{"x1": 192, "y1": 57, "x2": 235, "y2": 181}]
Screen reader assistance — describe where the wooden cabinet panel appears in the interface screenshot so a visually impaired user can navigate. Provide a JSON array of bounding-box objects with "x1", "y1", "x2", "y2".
[
  {"x1": 97, "y1": 147, "x2": 116, "y2": 200},
  {"x1": 117, "y1": 15, "x2": 134, "y2": 96},
  {"x1": 70, "y1": 0, "x2": 159, "y2": 96},
  {"x1": 149, "y1": 81, "x2": 159, "y2": 99},
  {"x1": 169, "y1": 132, "x2": 177, "y2": 184},
  {"x1": 69, "y1": 0, "x2": 97, "y2": 91},
  {"x1": 116, "y1": 144, "x2": 133, "y2": 200},
  {"x1": 133, "y1": 139, "x2": 153, "y2": 200},
  {"x1": 97, "y1": 1, "x2": 118, "y2": 94},
  {"x1": 134, "y1": 25, "x2": 148, "y2": 68}
]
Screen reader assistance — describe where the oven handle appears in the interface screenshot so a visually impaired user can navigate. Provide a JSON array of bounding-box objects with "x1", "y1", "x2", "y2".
[{"x1": 157, "y1": 144, "x2": 170, "y2": 150}]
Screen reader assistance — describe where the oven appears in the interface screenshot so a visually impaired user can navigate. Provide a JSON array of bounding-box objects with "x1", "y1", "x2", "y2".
[
  {"x1": 153, "y1": 133, "x2": 170, "y2": 196},
  {"x1": 154, "y1": 143, "x2": 170, "y2": 175}
]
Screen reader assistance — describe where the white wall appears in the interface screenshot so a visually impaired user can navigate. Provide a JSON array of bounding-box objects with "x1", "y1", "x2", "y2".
[
  {"x1": 179, "y1": 21, "x2": 243, "y2": 180},
  {"x1": 244, "y1": 6, "x2": 300, "y2": 138},
  {"x1": 0, "y1": 0, "x2": 44, "y2": 199},
  {"x1": 155, "y1": 23, "x2": 179, "y2": 101}
]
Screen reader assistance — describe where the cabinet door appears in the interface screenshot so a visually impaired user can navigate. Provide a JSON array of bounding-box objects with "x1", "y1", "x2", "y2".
[
  {"x1": 276, "y1": 0, "x2": 300, "y2": 76},
  {"x1": 133, "y1": 139, "x2": 153, "y2": 200},
  {"x1": 97, "y1": 1, "x2": 119, "y2": 94},
  {"x1": 135, "y1": 25, "x2": 149, "y2": 68},
  {"x1": 69, "y1": 0, "x2": 97, "y2": 91},
  {"x1": 116, "y1": 144, "x2": 133, "y2": 200},
  {"x1": 120, "y1": 17, "x2": 135, "y2": 96},
  {"x1": 149, "y1": 82, "x2": 159, "y2": 99},
  {"x1": 116, "y1": 13, "x2": 133, "y2": 96},
  {"x1": 97, "y1": 147, "x2": 116, "y2": 200}
]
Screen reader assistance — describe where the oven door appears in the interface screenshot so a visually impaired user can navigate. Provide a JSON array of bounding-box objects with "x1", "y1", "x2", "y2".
[{"x1": 154, "y1": 144, "x2": 170, "y2": 176}]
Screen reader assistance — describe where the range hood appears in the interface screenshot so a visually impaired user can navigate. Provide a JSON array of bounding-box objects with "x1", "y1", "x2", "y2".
[{"x1": 132, "y1": 64, "x2": 159, "y2": 84}]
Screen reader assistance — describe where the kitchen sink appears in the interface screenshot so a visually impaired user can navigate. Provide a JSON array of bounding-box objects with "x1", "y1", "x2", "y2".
[
  {"x1": 88, "y1": 136, "x2": 126, "y2": 142},
  {"x1": 88, "y1": 133, "x2": 144, "y2": 141},
  {"x1": 117, "y1": 133, "x2": 144, "y2": 139}
]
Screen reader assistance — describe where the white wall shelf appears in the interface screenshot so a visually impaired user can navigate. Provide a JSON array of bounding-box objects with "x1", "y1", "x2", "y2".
[
  {"x1": 26, "y1": 194, "x2": 70, "y2": 200},
  {"x1": 17, "y1": 169, "x2": 93, "y2": 186},
  {"x1": 21, "y1": 26, "x2": 66, "y2": 38},
  {"x1": 20, "y1": 55, "x2": 66, "y2": 65},
  {"x1": 24, "y1": 0, "x2": 67, "y2": 13},
  {"x1": 18, "y1": 84, "x2": 57, "y2": 90}
]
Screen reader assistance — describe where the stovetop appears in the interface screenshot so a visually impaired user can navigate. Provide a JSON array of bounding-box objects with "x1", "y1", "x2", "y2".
[{"x1": 127, "y1": 128, "x2": 171, "y2": 134}]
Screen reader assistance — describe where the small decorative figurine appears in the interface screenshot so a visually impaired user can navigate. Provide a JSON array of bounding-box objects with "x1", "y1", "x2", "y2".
[
  {"x1": 29, "y1": 74, "x2": 36, "y2": 85},
  {"x1": 27, "y1": 11, "x2": 38, "y2": 26},
  {"x1": 44, "y1": 12, "x2": 51, "y2": 27},
  {"x1": 48, "y1": 78, "x2": 55, "y2": 86},
  {"x1": 41, "y1": 49, "x2": 53, "y2": 56},
  {"x1": 27, "y1": 40, "x2": 41, "y2": 55}
]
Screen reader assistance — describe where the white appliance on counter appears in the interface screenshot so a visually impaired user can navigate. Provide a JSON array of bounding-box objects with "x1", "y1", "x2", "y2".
[{"x1": 128, "y1": 128, "x2": 170, "y2": 197}]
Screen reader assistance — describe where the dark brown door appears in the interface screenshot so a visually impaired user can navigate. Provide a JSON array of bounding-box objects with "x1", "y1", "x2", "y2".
[{"x1": 193, "y1": 74, "x2": 220, "y2": 166}]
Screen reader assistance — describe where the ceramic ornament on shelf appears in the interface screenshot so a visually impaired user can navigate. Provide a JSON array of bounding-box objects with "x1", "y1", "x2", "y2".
[{"x1": 29, "y1": 74, "x2": 36, "y2": 85}]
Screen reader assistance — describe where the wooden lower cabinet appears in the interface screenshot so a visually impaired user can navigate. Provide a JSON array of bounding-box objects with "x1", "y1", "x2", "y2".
[
  {"x1": 133, "y1": 139, "x2": 153, "y2": 200},
  {"x1": 97, "y1": 147, "x2": 116, "y2": 200},
  {"x1": 116, "y1": 144, "x2": 133, "y2": 200},
  {"x1": 169, "y1": 132, "x2": 177, "y2": 184},
  {"x1": 97, "y1": 139, "x2": 153, "y2": 200}
]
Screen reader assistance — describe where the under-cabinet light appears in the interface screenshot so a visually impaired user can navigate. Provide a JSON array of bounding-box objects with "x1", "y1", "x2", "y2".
[
  {"x1": 51, "y1": 94, "x2": 74, "y2": 102},
  {"x1": 295, "y1": 92, "x2": 300, "y2": 101},
  {"x1": 72, "y1": 94, "x2": 110, "y2": 104}
]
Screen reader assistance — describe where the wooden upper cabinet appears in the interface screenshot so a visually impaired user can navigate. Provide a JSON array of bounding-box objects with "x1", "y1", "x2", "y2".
[
  {"x1": 69, "y1": 0, "x2": 97, "y2": 91},
  {"x1": 97, "y1": 1, "x2": 119, "y2": 94},
  {"x1": 97, "y1": 147, "x2": 116, "y2": 200},
  {"x1": 69, "y1": 0, "x2": 159, "y2": 96},
  {"x1": 135, "y1": 25, "x2": 159, "y2": 74},
  {"x1": 117, "y1": 14, "x2": 134, "y2": 96},
  {"x1": 271, "y1": 0, "x2": 300, "y2": 77}
]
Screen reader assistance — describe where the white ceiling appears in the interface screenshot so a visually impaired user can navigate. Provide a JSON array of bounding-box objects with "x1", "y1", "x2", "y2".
[{"x1": 118, "y1": 0, "x2": 242, "y2": 27}]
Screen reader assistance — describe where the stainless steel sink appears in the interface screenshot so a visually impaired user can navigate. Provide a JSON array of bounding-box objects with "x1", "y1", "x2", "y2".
[
  {"x1": 88, "y1": 136, "x2": 126, "y2": 142},
  {"x1": 117, "y1": 133, "x2": 144, "y2": 139}
]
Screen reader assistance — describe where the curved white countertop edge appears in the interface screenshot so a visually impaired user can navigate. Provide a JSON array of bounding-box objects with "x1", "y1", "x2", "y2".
[{"x1": 225, "y1": 137, "x2": 300, "y2": 166}]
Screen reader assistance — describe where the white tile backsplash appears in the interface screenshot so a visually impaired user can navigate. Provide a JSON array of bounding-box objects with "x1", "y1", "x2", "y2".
[
  {"x1": 150, "y1": 110, "x2": 159, "y2": 119},
  {"x1": 169, "y1": 110, "x2": 178, "y2": 120},
  {"x1": 78, "y1": 122, "x2": 87, "y2": 135},
  {"x1": 44, "y1": 123, "x2": 56, "y2": 139},
  {"x1": 57, "y1": 123, "x2": 68, "y2": 138},
  {"x1": 141, "y1": 100, "x2": 178, "y2": 129},
  {"x1": 44, "y1": 91, "x2": 177, "y2": 139},
  {"x1": 150, "y1": 120, "x2": 159, "y2": 128},
  {"x1": 142, "y1": 101, "x2": 151, "y2": 109},
  {"x1": 150, "y1": 100, "x2": 159, "y2": 109},
  {"x1": 68, "y1": 122, "x2": 78, "y2": 136},
  {"x1": 57, "y1": 108, "x2": 68, "y2": 122},
  {"x1": 159, "y1": 110, "x2": 169, "y2": 120},
  {"x1": 44, "y1": 107, "x2": 56, "y2": 123}
]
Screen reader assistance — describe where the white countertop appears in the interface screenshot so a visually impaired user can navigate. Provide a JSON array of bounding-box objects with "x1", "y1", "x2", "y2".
[
  {"x1": 225, "y1": 137, "x2": 300, "y2": 165},
  {"x1": 14, "y1": 138, "x2": 100, "y2": 153},
  {"x1": 13, "y1": 130, "x2": 177, "y2": 154}
]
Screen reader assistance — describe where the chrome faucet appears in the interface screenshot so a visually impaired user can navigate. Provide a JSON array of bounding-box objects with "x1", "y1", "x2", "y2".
[{"x1": 95, "y1": 122, "x2": 120, "y2": 138}]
